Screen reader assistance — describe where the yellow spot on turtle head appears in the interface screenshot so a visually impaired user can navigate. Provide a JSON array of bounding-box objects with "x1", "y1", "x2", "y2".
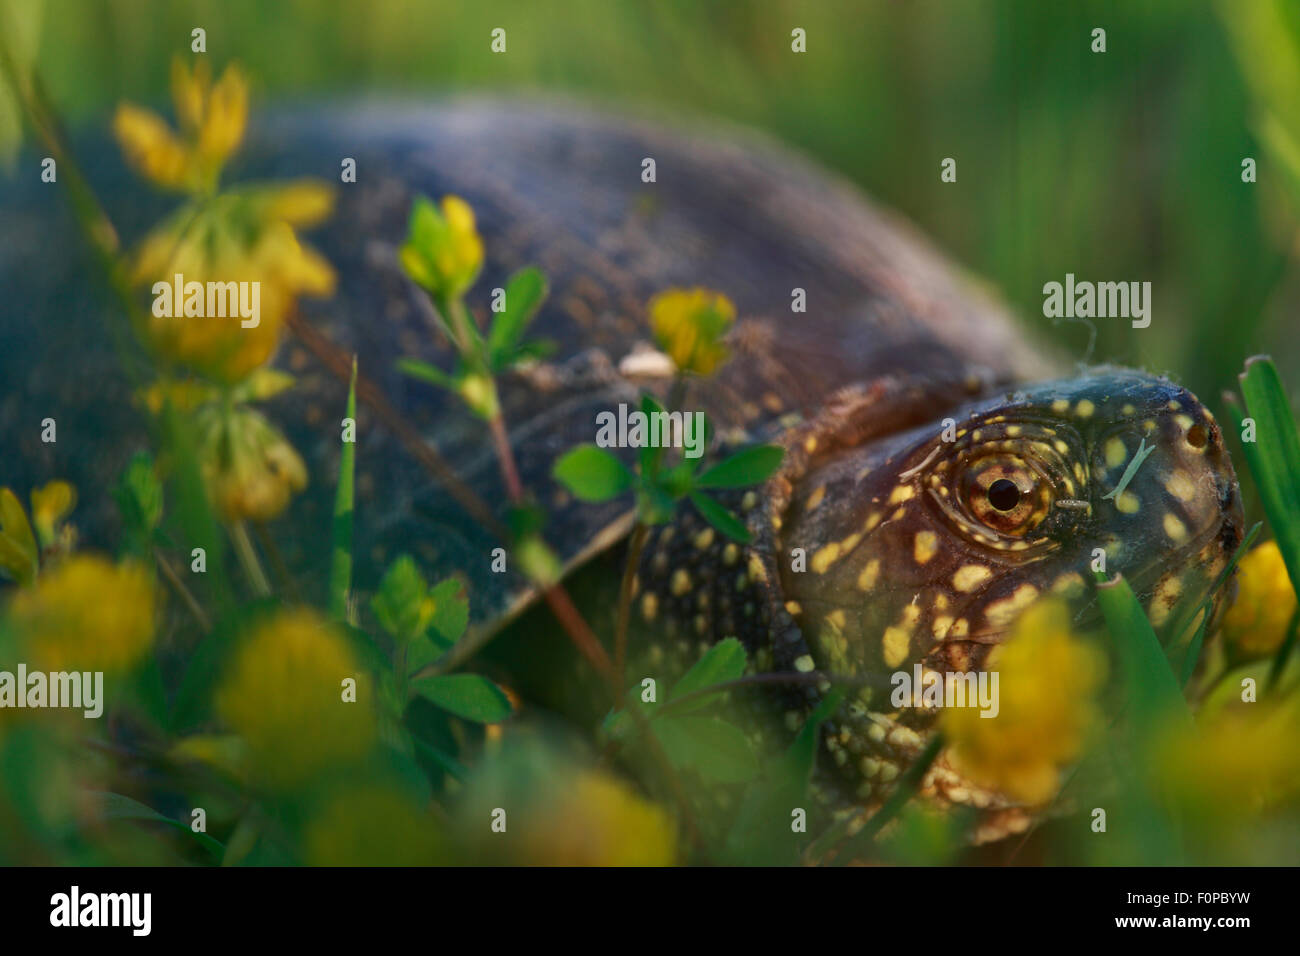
[
  {"x1": 1150, "y1": 576, "x2": 1183, "y2": 627},
  {"x1": 1006, "y1": 425, "x2": 1022, "y2": 437},
  {"x1": 741, "y1": 491, "x2": 758, "y2": 511},
  {"x1": 1163, "y1": 512, "x2": 1188, "y2": 542},
  {"x1": 723, "y1": 542, "x2": 740, "y2": 565},
  {"x1": 693, "y1": 527, "x2": 715, "y2": 550},
  {"x1": 806, "y1": 485, "x2": 827, "y2": 511},
  {"x1": 1051, "y1": 399, "x2": 1070, "y2": 414},
  {"x1": 670, "y1": 569, "x2": 692, "y2": 596},
  {"x1": 983, "y1": 583, "x2": 1040, "y2": 629},
  {"x1": 857, "y1": 558, "x2": 881, "y2": 591},
  {"x1": 889, "y1": 485, "x2": 916, "y2": 505},
  {"x1": 914, "y1": 530, "x2": 939, "y2": 564},
  {"x1": 1121, "y1": 403, "x2": 1136, "y2": 416},
  {"x1": 1165, "y1": 470, "x2": 1195, "y2": 502},
  {"x1": 804, "y1": 436, "x2": 818, "y2": 454},
  {"x1": 1116, "y1": 491, "x2": 1140, "y2": 514},
  {"x1": 1051, "y1": 571, "x2": 1086, "y2": 596},
  {"x1": 953, "y1": 564, "x2": 993, "y2": 592},
  {"x1": 1075, "y1": 399, "x2": 1095, "y2": 418},
  {"x1": 747, "y1": 554, "x2": 767, "y2": 583},
  {"x1": 811, "y1": 542, "x2": 842, "y2": 574},
  {"x1": 794, "y1": 654, "x2": 816, "y2": 672},
  {"x1": 1104, "y1": 436, "x2": 1127, "y2": 469},
  {"x1": 1142, "y1": 419, "x2": 1157, "y2": 433},
  {"x1": 882, "y1": 627, "x2": 910, "y2": 668}
]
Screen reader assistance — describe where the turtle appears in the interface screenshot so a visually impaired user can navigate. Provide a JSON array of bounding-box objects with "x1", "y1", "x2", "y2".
[{"x1": 0, "y1": 99, "x2": 1244, "y2": 843}]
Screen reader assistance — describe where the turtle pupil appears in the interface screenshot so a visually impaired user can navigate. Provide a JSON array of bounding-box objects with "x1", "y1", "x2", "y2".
[{"x1": 987, "y1": 478, "x2": 1021, "y2": 512}]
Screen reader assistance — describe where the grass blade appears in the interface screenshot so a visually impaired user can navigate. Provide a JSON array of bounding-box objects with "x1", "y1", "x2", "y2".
[{"x1": 329, "y1": 356, "x2": 357, "y2": 622}]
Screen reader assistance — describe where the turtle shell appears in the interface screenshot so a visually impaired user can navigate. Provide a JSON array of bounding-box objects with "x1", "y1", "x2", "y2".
[{"x1": 0, "y1": 99, "x2": 1054, "y2": 628}]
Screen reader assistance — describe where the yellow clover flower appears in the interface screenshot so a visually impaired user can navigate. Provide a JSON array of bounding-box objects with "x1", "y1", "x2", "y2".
[
  {"x1": 29, "y1": 481, "x2": 75, "y2": 550},
  {"x1": 400, "y1": 195, "x2": 485, "y2": 301},
  {"x1": 132, "y1": 207, "x2": 335, "y2": 384},
  {"x1": 193, "y1": 403, "x2": 308, "y2": 523},
  {"x1": 0, "y1": 488, "x2": 39, "y2": 586},
  {"x1": 7, "y1": 555, "x2": 155, "y2": 673},
  {"x1": 215, "y1": 608, "x2": 375, "y2": 788},
  {"x1": 648, "y1": 287, "x2": 735, "y2": 377},
  {"x1": 304, "y1": 784, "x2": 444, "y2": 865},
  {"x1": 1156, "y1": 696, "x2": 1300, "y2": 819},
  {"x1": 942, "y1": 599, "x2": 1106, "y2": 805},
  {"x1": 1220, "y1": 540, "x2": 1296, "y2": 660},
  {"x1": 114, "y1": 58, "x2": 248, "y2": 194}
]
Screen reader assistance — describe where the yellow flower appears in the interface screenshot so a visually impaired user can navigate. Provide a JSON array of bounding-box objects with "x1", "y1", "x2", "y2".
[
  {"x1": 1156, "y1": 696, "x2": 1300, "y2": 818},
  {"x1": 304, "y1": 784, "x2": 444, "y2": 865},
  {"x1": 459, "y1": 745, "x2": 676, "y2": 865},
  {"x1": 7, "y1": 555, "x2": 155, "y2": 673},
  {"x1": 132, "y1": 209, "x2": 335, "y2": 384},
  {"x1": 648, "y1": 287, "x2": 735, "y2": 376},
  {"x1": 215, "y1": 609, "x2": 375, "y2": 788},
  {"x1": 194, "y1": 403, "x2": 307, "y2": 523},
  {"x1": 1221, "y1": 540, "x2": 1296, "y2": 660},
  {"x1": 29, "y1": 481, "x2": 75, "y2": 549},
  {"x1": 0, "y1": 488, "x2": 39, "y2": 586},
  {"x1": 942, "y1": 599, "x2": 1105, "y2": 805},
  {"x1": 400, "y1": 195, "x2": 484, "y2": 301},
  {"x1": 115, "y1": 58, "x2": 248, "y2": 193}
]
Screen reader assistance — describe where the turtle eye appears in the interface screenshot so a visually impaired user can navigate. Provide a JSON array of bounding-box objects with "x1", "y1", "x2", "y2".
[
  {"x1": 961, "y1": 458, "x2": 1051, "y2": 537},
  {"x1": 987, "y1": 478, "x2": 1021, "y2": 512}
]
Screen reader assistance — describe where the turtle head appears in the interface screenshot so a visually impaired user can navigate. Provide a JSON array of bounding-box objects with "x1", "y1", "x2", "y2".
[{"x1": 781, "y1": 368, "x2": 1244, "y2": 679}]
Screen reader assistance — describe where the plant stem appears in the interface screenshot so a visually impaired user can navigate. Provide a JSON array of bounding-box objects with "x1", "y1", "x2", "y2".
[
  {"x1": 229, "y1": 521, "x2": 271, "y2": 597},
  {"x1": 614, "y1": 523, "x2": 650, "y2": 695},
  {"x1": 153, "y1": 548, "x2": 211, "y2": 632}
]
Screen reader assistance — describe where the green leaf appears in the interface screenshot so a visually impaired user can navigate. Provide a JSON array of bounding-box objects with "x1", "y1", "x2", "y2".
[
  {"x1": 397, "y1": 357, "x2": 457, "y2": 391},
  {"x1": 488, "y1": 267, "x2": 547, "y2": 369},
  {"x1": 667, "y1": 637, "x2": 746, "y2": 713},
  {"x1": 552, "y1": 444, "x2": 633, "y2": 502},
  {"x1": 1095, "y1": 572, "x2": 1192, "y2": 733},
  {"x1": 654, "y1": 715, "x2": 758, "y2": 784},
  {"x1": 90, "y1": 791, "x2": 224, "y2": 860},
  {"x1": 410, "y1": 673, "x2": 513, "y2": 722},
  {"x1": 113, "y1": 452, "x2": 164, "y2": 550},
  {"x1": 329, "y1": 357, "x2": 357, "y2": 622},
  {"x1": 726, "y1": 688, "x2": 846, "y2": 863},
  {"x1": 0, "y1": 0, "x2": 44, "y2": 171},
  {"x1": 427, "y1": 577, "x2": 469, "y2": 645},
  {"x1": 689, "y1": 491, "x2": 751, "y2": 543},
  {"x1": 1238, "y1": 356, "x2": 1300, "y2": 603},
  {"x1": 697, "y1": 444, "x2": 784, "y2": 489},
  {"x1": 370, "y1": 555, "x2": 430, "y2": 644}
]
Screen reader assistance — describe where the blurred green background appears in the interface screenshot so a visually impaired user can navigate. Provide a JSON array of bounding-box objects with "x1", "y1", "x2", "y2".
[{"x1": 18, "y1": 0, "x2": 1300, "y2": 405}]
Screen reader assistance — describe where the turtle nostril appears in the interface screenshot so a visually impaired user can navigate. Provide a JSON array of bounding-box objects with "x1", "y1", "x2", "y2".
[{"x1": 988, "y1": 478, "x2": 1021, "y2": 512}]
